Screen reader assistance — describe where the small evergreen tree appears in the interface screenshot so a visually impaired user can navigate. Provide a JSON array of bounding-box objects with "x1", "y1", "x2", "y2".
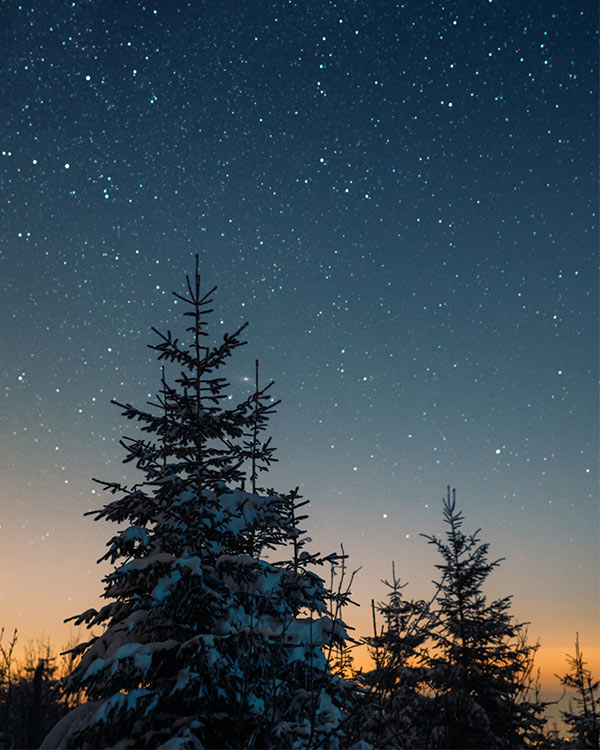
[
  {"x1": 556, "y1": 635, "x2": 599, "y2": 748},
  {"x1": 357, "y1": 564, "x2": 434, "y2": 748},
  {"x1": 45, "y1": 258, "x2": 355, "y2": 749},
  {"x1": 422, "y1": 487, "x2": 547, "y2": 749}
]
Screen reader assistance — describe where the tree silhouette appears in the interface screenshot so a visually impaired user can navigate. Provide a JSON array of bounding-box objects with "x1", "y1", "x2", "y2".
[
  {"x1": 556, "y1": 634, "x2": 599, "y2": 748},
  {"x1": 357, "y1": 564, "x2": 435, "y2": 748},
  {"x1": 422, "y1": 487, "x2": 547, "y2": 749},
  {"x1": 45, "y1": 258, "x2": 355, "y2": 749}
]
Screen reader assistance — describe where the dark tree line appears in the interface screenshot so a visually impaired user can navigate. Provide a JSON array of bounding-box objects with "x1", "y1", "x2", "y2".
[
  {"x1": 3, "y1": 261, "x2": 597, "y2": 748},
  {"x1": 0, "y1": 629, "x2": 82, "y2": 749}
]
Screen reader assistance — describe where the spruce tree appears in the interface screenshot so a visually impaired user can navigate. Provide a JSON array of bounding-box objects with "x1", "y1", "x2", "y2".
[
  {"x1": 357, "y1": 564, "x2": 434, "y2": 748},
  {"x1": 556, "y1": 635, "x2": 599, "y2": 748},
  {"x1": 44, "y1": 259, "x2": 354, "y2": 749},
  {"x1": 422, "y1": 487, "x2": 547, "y2": 749}
]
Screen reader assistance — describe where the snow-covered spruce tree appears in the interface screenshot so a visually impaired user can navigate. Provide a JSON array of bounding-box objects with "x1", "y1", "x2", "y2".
[
  {"x1": 356, "y1": 564, "x2": 435, "y2": 749},
  {"x1": 422, "y1": 487, "x2": 547, "y2": 749},
  {"x1": 46, "y1": 259, "x2": 355, "y2": 749},
  {"x1": 556, "y1": 634, "x2": 599, "y2": 748}
]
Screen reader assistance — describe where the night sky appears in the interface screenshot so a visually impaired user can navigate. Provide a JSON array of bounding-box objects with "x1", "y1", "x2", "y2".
[{"x1": 1, "y1": 0, "x2": 598, "y2": 687}]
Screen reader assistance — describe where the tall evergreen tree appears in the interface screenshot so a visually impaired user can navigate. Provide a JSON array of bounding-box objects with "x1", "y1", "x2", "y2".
[
  {"x1": 422, "y1": 487, "x2": 547, "y2": 749},
  {"x1": 44, "y1": 259, "x2": 354, "y2": 749},
  {"x1": 556, "y1": 635, "x2": 599, "y2": 748}
]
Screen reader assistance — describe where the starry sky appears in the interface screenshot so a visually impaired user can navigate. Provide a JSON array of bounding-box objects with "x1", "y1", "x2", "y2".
[{"x1": 1, "y1": 0, "x2": 598, "y2": 688}]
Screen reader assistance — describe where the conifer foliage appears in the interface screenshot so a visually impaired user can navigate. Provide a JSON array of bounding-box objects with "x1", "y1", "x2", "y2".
[
  {"x1": 47, "y1": 259, "x2": 354, "y2": 749},
  {"x1": 422, "y1": 487, "x2": 547, "y2": 749},
  {"x1": 556, "y1": 635, "x2": 599, "y2": 748},
  {"x1": 357, "y1": 565, "x2": 434, "y2": 748}
]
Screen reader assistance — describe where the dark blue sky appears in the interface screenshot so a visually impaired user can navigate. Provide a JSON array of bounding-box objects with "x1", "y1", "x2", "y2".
[{"x1": 1, "y1": 0, "x2": 597, "y2": 680}]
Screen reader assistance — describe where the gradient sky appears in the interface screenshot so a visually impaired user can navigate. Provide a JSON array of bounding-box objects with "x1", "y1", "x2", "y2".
[{"x1": 1, "y1": 0, "x2": 598, "y2": 692}]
